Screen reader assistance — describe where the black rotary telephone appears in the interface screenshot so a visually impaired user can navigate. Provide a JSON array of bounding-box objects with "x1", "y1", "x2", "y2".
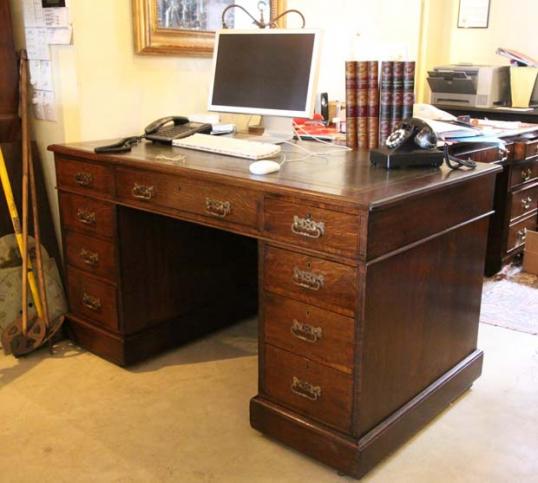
[
  {"x1": 370, "y1": 117, "x2": 477, "y2": 170},
  {"x1": 385, "y1": 118, "x2": 438, "y2": 150}
]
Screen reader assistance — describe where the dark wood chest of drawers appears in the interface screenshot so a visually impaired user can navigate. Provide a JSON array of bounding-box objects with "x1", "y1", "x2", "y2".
[
  {"x1": 460, "y1": 136, "x2": 538, "y2": 275},
  {"x1": 50, "y1": 140, "x2": 499, "y2": 478}
]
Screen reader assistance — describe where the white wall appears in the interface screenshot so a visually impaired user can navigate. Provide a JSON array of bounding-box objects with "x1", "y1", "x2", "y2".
[{"x1": 288, "y1": 0, "x2": 422, "y2": 101}]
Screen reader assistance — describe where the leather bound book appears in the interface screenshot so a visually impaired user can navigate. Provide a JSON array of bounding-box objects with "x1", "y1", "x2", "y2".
[
  {"x1": 402, "y1": 61, "x2": 415, "y2": 120},
  {"x1": 345, "y1": 61, "x2": 358, "y2": 149},
  {"x1": 379, "y1": 61, "x2": 394, "y2": 146},
  {"x1": 391, "y1": 61, "x2": 404, "y2": 132},
  {"x1": 367, "y1": 61, "x2": 379, "y2": 149},
  {"x1": 357, "y1": 61, "x2": 369, "y2": 149}
]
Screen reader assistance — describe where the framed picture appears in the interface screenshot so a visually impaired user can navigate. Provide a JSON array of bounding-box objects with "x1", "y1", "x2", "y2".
[
  {"x1": 457, "y1": 0, "x2": 490, "y2": 28},
  {"x1": 133, "y1": 0, "x2": 287, "y2": 56}
]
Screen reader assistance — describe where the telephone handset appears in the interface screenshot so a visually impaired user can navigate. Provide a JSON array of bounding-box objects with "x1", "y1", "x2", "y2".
[
  {"x1": 144, "y1": 116, "x2": 189, "y2": 135},
  {"x1": 144, "y1": 116, "x2": 212, "y2": 143},
  {"x1": 385, "y1": 118, "x2": 438, "y2": 151}
]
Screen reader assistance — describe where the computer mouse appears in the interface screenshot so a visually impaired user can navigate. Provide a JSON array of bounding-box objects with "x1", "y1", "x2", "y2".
[{"x1": 249, "y1": 160, "x2": 281, "y2": 175}]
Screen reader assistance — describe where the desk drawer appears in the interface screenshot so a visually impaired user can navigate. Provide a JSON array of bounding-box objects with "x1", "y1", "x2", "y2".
[
  {"x1": 115, "y1": 168, "x2": 259, "y2": 228},
  {"x1": 264, "y1": 197, "x2": 361, "y2": 257},
  {"x1": 67, "y1": 268, "x2": 118, "y2": 331},
  {"x1": 507, "y1": 213, "x2": 537, "y2": 253},
  {"x1": 56, "y1": 157, "x2": 114, "y2": 196},
  {"x1": 264, "y1": 293, "x2": 355, "y2": 374},
  {"x1": 263, "y1": 344, "x2": 353, "y2": 433},
  {"x1": 60, "y1": 193, "x2": 115, "y2": 239},
  {"x1": 515, "y1": 139, "x2": 538, "y2": 160},
  {"x1": 65, "y1": 231, "x2": 116, "y2": 281},
  {"x1": 510, "y1": 184, "x2": 538, "y2": 221},
  {"x1": 510, "y1": 160, "x2": 538, "y2": 188},
  {"x1": 264, "y1": 246, "x2": 358, "y2": 317}
]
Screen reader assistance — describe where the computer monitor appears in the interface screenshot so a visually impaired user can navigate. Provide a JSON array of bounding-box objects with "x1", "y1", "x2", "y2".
[{"x1": 208, "y1": 29, "x2": 321, "y2": 141}]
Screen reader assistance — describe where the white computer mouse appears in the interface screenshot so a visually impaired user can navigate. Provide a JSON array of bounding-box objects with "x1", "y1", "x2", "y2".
[{"x1": 249, "y1": 160, "x2": 281, "y2": 175}]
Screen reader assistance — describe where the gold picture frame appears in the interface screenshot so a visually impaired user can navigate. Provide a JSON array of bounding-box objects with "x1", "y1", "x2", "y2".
[{"x1": 133, "y1": 0, "x2": 287, "y2": 56}]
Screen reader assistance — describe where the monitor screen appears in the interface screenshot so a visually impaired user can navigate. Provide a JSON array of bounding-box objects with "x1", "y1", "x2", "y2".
[{"x1": 208, "y1": 30, "x2": 320, "y2": 118}]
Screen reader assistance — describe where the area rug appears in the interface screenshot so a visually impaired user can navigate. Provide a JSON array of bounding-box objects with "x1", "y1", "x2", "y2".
[{"x1": 480, "y1": 264, "x2": 538, "y2": 335}]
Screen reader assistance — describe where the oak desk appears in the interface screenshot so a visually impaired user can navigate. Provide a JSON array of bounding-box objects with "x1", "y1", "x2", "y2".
[{"x1": 49, "y1": 140, "x2": 500, "y2": 478}]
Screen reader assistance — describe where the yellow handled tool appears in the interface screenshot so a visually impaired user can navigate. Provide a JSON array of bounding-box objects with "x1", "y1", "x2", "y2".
[{"x1": 0, "y1": 146, "x2": 44, "y2": 319}]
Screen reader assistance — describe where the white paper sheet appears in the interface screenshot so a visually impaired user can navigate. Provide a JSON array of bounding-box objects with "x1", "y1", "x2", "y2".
[
  {"x1": 25, "y1": 27, "x2": 51, "y2": 60},
  {"x1": 48, "y1": 26, "x2": 72, "y2": 45},
  {"x1": 43, "y1": 7, "x2": 69, "y2": 27}
]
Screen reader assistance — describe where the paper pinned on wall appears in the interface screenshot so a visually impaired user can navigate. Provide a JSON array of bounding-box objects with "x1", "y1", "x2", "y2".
[
  {"x1": 32, "y1": 90, "x2": 57, "y2": 122},
  {"x1": 23, "y1": 0, "x2": 45, "y2": 27},
  {"x1": 43, "y1": 6, "x2": 69, "y2": 27},
  {"x1": 48, "y1": 26, "x2": 72, "y2": 45},
  {"x1": 29, "y1": 60, "x2": 53, "y2": 91},
  {"x1": 25, "y1": 27, "x2": 51, "y2": 60}
]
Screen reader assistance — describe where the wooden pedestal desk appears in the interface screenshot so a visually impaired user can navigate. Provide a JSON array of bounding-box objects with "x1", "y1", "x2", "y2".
[{"x1": 49, "y1": 140, "x2": 500, "y2": 479}]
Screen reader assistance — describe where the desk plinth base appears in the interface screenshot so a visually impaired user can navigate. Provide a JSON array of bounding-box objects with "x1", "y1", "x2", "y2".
[
  {"x1": 250, "y1": 350, "x2": 483, "y2": 479},
  {"x1": 65, "y1": 298, "x2": 257, "y2": 366}
]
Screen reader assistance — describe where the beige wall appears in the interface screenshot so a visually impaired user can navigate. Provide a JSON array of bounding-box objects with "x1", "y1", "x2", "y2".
[{"x1": 448, "y1": 0, "x2": 538, "y2": 66}]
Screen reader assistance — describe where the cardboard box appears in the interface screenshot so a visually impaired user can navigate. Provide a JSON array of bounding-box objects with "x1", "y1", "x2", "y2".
[{"x1": 523, "y1": 229, "x2": 538, "y2": 275}]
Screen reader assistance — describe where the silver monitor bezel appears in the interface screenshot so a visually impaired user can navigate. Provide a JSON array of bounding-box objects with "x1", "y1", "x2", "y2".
[{"x1": 208, "y1": 29, "x2": 321, "y2": 119}]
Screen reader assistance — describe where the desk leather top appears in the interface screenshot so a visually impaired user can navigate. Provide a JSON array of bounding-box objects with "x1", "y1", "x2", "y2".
[{"x1": 49, "y1": 139, "x2": 501, "y2": 210}]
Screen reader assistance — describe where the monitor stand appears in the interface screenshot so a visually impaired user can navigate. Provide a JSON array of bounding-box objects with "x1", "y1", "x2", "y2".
[{"x1": 256, "y1": 116, "x2": 295, "y2": 144}]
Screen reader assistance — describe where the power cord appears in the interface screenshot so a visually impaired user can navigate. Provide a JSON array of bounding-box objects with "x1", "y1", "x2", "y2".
[{"x1": 443, "y1": 143, "x2": 477, "y2": 170}]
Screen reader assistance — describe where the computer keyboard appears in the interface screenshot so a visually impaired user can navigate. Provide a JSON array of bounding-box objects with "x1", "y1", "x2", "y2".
[{"x1": 172, "y1": 134, "x2": 281, "y2": 160}]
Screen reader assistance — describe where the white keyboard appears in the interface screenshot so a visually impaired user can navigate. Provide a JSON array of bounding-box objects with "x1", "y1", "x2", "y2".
[{"x1": 172, "y1": 133, "x2": 281, "y2": 160}]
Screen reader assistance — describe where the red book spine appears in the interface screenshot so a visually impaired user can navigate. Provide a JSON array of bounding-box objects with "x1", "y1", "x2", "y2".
[
  {"x1": 367, "y1": 61, "x2": 379, "y2": 149},
  {"x1": 345, "y1": 61, "x2": 358, "y2": 150},
  {"x1": 402, "y1": 61, "x2": 415, "y2": 120},
  {"x1": 357, "y1": 61, "x2": 369, "y2": 149},
  {"x1": 391, "y1": 61, "x2": 404, "y2": 132},
  {"x1": 379, "y1": 61, "x2": 394, "y2": 146}
]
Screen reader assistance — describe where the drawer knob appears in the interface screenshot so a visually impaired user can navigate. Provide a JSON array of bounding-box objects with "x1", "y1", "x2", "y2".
[
  {"x1": 76, "y1": 208, "x2": 96, "y2": 225},
  {"x1": 517, "y1": 228, "x2": 527, "y2": 243},
  {"x1": 80, "y1": 248, "x2": 99, "y2": 267},
  {"x1": 132, "y1": 183, "x2": 155, "y2": 200},
  {"x1": 291, "y1": 376, "x2": 321, "y2": 401},
  {"x1": 74, "y1": 171, "x2": 94, "y2": 187},
  {"x1": 521, "y1": 196, "x2": 533, "y2": 210},
  {"x1": 81, "y1": 292, "x2": 101, "y2": 312},
  {"x1": 521, "y1": 169, "x2": 532, "y2": 181},
  {"x1": 293, "y1": 266, "x2": 324, "y2": 291},
  {"x1": 291, "y1": 319, "x2": 322, "y2": 343},
  {"x1": 291, "y1": 214, "x2": 325, "y2": 239},
  {"x1": 205, "y1": 198, "x2": 231, "y2": 218}
]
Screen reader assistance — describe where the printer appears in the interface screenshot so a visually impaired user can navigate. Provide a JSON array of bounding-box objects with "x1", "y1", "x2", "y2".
[{"x1": 428, "y1": 64, "x2": 510, "y2": 107}]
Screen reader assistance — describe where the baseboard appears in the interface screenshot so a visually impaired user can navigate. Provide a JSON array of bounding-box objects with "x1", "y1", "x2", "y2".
[{"x1": 250, "y1": 350, "x2": 483, "y2": 478}]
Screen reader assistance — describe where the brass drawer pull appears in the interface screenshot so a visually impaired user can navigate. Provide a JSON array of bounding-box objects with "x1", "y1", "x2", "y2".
[
  {"x1": 205, "y1": 198, "x2": 231, "y2": 218},
  {"x1": 132, "y1": 183, "x2": 155, "y2": 200},
  {"x1": 80, "y1": 248, "x2": 99, "y2": 267},
  {"x1": 291, "y1": 376, "x2": 321, "y2": 401},
  {"x1": 76, "y1": 208, "x2": 96, "y2": 225},
  {"x1": 74, "y1": 171, "x2": 94, "y2": 186},
  {"x1": 521, "y1": 196, "x2": 533, "y2": 210},
  {"x1": 291, "y1": 214, "x2": 325, "y2": 239},
  {"x1": 290, "y1": 319, "x2": 322, "y2": 343},
  {"x1": 82, "y1": 292, "x2": 101, "y2": 312},
  {"x1": 517, "y1": 228, "x2": 527, "y2": 243},
  {"x1": 521, "y1": 169, "x2": 532, "y2": 182},
  {"x1": 293, "y1": 266, "x2": 324, "y2": 291}
]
